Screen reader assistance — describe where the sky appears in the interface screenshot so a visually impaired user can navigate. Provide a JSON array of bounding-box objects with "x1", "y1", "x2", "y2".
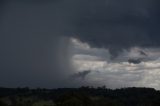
[{"x1": 1, "y1": 0, "x2": 160, "y2": 89}]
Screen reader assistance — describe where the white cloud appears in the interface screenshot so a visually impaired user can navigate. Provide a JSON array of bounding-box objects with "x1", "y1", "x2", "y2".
[{"x1": 70, "y1": 37, "x2": 160, "y2": 90}]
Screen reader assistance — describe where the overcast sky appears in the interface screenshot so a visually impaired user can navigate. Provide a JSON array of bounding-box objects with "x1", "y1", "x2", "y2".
[{"x1": 1, "y1": 0, "x2": 160, "y2": 89}]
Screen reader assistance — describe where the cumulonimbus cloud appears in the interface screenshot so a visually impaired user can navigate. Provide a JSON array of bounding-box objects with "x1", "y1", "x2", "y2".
[{"x1": 1, "y1": 0, "x2": 160, "y2": 88}]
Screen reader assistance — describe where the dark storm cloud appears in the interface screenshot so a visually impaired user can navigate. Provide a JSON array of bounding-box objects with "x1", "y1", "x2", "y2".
[
  {"x1": 0, "y1": 0, "x2": 73, "y2": 88},
  {"x1": 0, "y1": 0, "x2": 160, "y2": 88},
  {"x1": 3, "y1": 0, "x2": 160, "y2": 50},
  {"x1": 69, "y1": 0, "x2": 160, "y2": 56}
]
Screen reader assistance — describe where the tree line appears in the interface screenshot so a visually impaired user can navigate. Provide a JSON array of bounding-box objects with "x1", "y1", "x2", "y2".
[{"x1": 0, "y1": 86, "x2": 160, "y2": 106}]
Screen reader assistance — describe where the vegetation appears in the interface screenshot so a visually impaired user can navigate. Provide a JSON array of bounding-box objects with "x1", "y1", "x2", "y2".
[{"x1": 0, "y1": 87, "x2": 160, "y2": 106}]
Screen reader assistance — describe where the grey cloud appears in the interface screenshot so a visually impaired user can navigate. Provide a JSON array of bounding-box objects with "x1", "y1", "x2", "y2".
[
  {"x1": 71, "y1": 70, "x2": 91, "y2": 79},
  {"x1": 3, "y1": 0, "x2": 160, "y2": 50},
  {"x1": 69, "y1": 0, "x2": 160, "y2": 57},
  {"x1": 139, "y1": 50, "x2": 148, "y2": 56},
  {"x1": 2, "y1": 0, "x2": 160, "y2": 55},
  {"x1": 128, "y1": 58, "x2": 142, "y2": 64}
]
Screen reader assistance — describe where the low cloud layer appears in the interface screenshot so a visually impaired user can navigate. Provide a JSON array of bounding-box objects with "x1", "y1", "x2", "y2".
[{"x1": 71, "y1": 38, "x2": 160, "y2": 89}]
